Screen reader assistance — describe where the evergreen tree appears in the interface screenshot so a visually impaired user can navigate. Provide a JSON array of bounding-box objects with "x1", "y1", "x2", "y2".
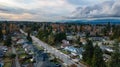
[
  {"x1": 86, "y1": 32, "x2": 90, "y2": 38},
  {"x1": 92, "y1": 45, "x2": 106, "y2": 67},
  {"x1": 107, "y1": 22, "x2": 111, "y2": 32},
  {"x1": 4, "y1": 35, "x2": 12, "y2": 47},
  {"x1": 48, "y1": 33, "x2": 55, "y2": 45},
  {"x1": 82, "y1": 40, "x2": 94, "y2": 65},
  {"x1": 27, "y1": 32, "x2": 32, "y2": 42},
  {"x1": 0, "y1": 28, "x2": 3, "y2": 41},
  {"x1": 54, "y1": 32, "x2": 66, "y2": 43},
  {"x1": 37, "y1": 29, "x2": 44, "y2": 39},
  {"x1": 109, "y1": 43, "x2": 120, "y2": 67}
]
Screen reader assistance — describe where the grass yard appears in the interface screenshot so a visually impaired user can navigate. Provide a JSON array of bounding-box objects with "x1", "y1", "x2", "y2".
[
  {"x1": 3, "y1": 62, "x2": 12, "y2": 67},
  {"x1": 19, "y1": 53, "x2": 27, "y2": 59},
  {"x1": 61, "y1": 50, "x2": 70, "y2": 55},
  {"x1": 3, "y1": 58, "x2": 12, "y2": 67},
  {"x1": 34, "y1": 44, "x2": 44, "y2": 50}
]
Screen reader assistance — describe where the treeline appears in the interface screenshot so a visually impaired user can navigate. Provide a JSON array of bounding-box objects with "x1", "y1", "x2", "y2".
[
  {"x1": 0, "y1": 23, "x2": 12, "y2": 47},
  {"x1": 82, "y1": 40, "x2": 120, "y2": 67},
  {"x1": 37, "y1": 28, "x2": 66, "y2": 45},
  {"x1": 110, "y1": 25, "x2": 120, "y2": 41}
]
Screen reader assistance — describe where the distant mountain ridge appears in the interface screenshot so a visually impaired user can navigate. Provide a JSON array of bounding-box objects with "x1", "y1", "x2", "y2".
[{"x1": 59, "y1": 19, "x2": 120, "y2": 24}]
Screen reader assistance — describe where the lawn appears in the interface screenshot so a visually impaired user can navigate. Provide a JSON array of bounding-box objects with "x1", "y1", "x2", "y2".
[
  {"x1": 37, "y1": 46, "x2": 44, "y2": 50},
  {"x1": 34, "y1": 44, "x2": 44, "y2": 50},
  {"x1": 16, "y1": 47, "x2": 24, "y2": 52},
  {"x1": 4, "y1": 58, "x2": 11, "y2": 63},
  {"x1": 61, "y1": 50, "x2": 70, "y2": 55},
  {"x1": 3, "y1": 62, "x2": 12, "y2": 67},
  {"x1": 5, "y1": 47, "x2": 12, "y2": 58},
  {"x1": 17, "y1": 47, "x2": 26, "y2": 54},
  {"x1": 19, "y1": 53, "x2": 27, "y2": 59},
  {"x1": 3, "y1": 58, "x2": 12, "y2": 67}
]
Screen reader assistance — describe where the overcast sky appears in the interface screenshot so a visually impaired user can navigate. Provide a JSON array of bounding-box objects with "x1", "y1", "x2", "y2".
[{"x1": 0, "y1": 0, "x2": 119, "y2": 21}]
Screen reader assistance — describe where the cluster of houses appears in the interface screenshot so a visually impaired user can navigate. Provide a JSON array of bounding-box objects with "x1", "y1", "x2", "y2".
[
  {"x1": 16, "y1": 38, "x2": 35, "y2": 60},
  {"x1": 16, "y1": 38, "x2": 34, "y2": 54},
  {"x1": 61, "y1": 31, "x2": 115, "y2": 62},
  {"x1": 12, "y1": 34, "x2": 35, "y2": 67},
  {"x1": 14, "y1": 32, "x2": 63, "y2": 67},
  {"x1": 61, "y1": 40, "x2": 84, "y2": 61},
  {"x1": 0, "y1": 46, "x2": 8, "y2": 57},
  {"x1": 0, "y1": 45, "x2": 8, "y2": 67}
]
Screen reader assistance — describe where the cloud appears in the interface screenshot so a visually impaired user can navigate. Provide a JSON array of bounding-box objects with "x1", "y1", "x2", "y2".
[
  {"x1": 0, "y1": 13, "x2": 33, "y2": 21},
  {"x1": 67, "y1": 0, "x2": 110, "y2": 6},
  {"x1": 0, "y1": 0, "x2": 75, "y2": 21},
  {"x1": 0, "y1": 0, "x2": 119, "y2": 21},
  {"x1": 70, "y1": 0, "x2": 120, "y2": 19}
]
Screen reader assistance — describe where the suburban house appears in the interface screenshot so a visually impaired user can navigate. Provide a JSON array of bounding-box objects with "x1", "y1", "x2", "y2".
[
  {"x1": 100, "y1": 45, "x2": 114, "y2": 52},
  {"x1": 22, "y1": 43, "x2": 34, "y2": 55},
  {"x1": 66, "y1": 35, "x2": 77, "y2": 41},
  {"x1": 76, "y1": 32, "x2": 86, "y2": 37},
  {"x1": 17, "y1": 39, "x2": 26, "y2": 44},
  {"x1": 64, "y1": 46, "x2": 84, "y2": 59},
  {"x1": 61, "y1": 40, "x2": 70, "y2": 48}
]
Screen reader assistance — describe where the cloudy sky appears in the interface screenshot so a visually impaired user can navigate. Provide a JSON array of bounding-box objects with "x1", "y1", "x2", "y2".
[{"x1": 0, "y1": 0, "x2": 119, "y2": 21}]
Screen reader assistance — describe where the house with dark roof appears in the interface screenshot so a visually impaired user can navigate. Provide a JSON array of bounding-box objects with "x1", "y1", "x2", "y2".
[{"x1": 0, "y1": 50, "x2": 4, "y2": 58}]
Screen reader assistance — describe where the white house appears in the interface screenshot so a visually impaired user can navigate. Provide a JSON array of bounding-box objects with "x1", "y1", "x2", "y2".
[{"x1": 64, "y1": 46, "x2": 84, "y2": 59}]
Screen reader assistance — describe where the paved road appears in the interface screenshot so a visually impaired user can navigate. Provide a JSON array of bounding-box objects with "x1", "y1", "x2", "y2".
[
  {"x1": 20, "y1": 29, "x2": 86, "y2": 67},
  {"x1": 11, "y1": 44, "x2": 21, "y2": 67}
]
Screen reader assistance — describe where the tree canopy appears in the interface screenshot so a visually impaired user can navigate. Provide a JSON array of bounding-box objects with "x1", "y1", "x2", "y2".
[
  {"x1": 54, "y1": 32, "x2": 66, "y2": 43},
  {"x1": 92, "y1": 45, "x2": 106, "y2": 67},
  {"x1": 109, "y1": 43, "x2": 120, "y2": 67},
  {"x1": 27, "y1": 32, "x2": 32, "y2": 42},
  {"x1": 4, "y1": 35, "x2": 12, "y2": 47},
  {"x1": 82, "y1": 40, "x2": 94, "y2": 65}
]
